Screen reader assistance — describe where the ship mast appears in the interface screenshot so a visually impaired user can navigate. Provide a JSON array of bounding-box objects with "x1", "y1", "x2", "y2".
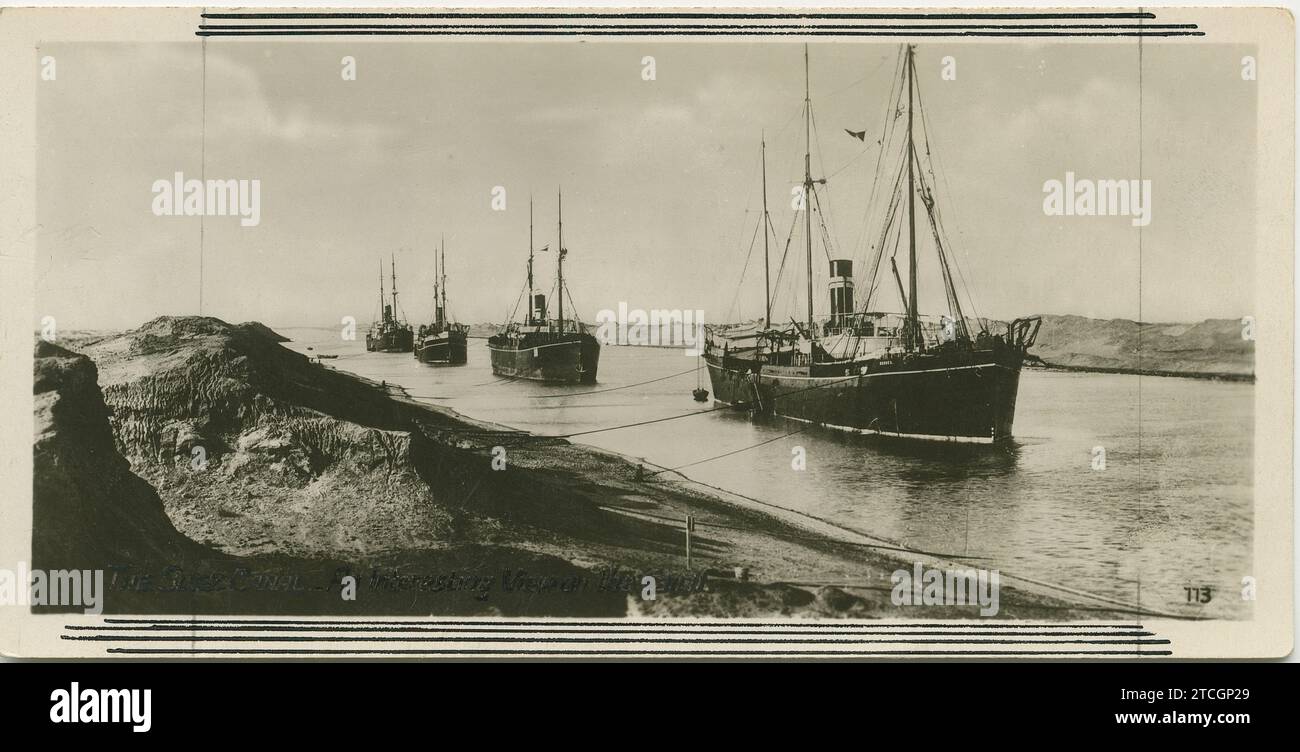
[
  {"x1": 390, "y1": 253, "x2": 399, "y2": 324},
  {"x1": 378, "y1": 259, "x2": 385, "y2": 323},
  {"x1": 440, "y1": 235, "x2": 448, "y2": 324},
  {"x1": 761, "y1": 134, "x2": 771, "y2": 329},
  {"x1": 802, "y1": 44, "x2": 815, "y2": 332},
  {"x1": 527, "y1": 197, "x2": 535, "y2": 326},
  {"x1": 556, "y1": 189, "x2": 564, "y2": 334},
  {"x1": 905, "y1": 44, "x2": 921, "y2": 352}
]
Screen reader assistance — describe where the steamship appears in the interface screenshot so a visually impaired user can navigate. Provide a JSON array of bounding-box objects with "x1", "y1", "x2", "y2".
[
  {"x1": 703, "y1": 45, "x2": 1040, "y2": 443},
  {"x1": 415, "y1": 238, "x2": 468, "y2": 365},
  {"x1": 488, "y1": 193, "x2": 601, "y2": 384},
  {"x1": 365, "y1": 255, "x2": 415, "y2": 353}
]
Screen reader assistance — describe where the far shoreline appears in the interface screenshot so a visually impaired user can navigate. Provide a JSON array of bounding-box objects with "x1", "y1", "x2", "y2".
[{"x1": 1024, "y1": 358, "x2": 1255, "y2": 383}]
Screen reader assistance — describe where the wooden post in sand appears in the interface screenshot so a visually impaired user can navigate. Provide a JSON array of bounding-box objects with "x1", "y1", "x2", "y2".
[{"x1": 685, "y1": 515, "x2": 695, "y2": 570}]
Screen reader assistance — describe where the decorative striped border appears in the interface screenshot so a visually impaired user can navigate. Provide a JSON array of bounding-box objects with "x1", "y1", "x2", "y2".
[
  {"x1": 65, "y1": 619, "x2": 1173, "y2": 657},
  {"x1": 195, "y1": 10, "x2": 1204, "y2": 38}
]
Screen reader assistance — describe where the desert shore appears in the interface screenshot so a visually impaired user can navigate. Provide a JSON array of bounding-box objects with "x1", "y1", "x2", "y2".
[{"x1": 34, "y1": 316, "x2": 1144, "y2": 619}]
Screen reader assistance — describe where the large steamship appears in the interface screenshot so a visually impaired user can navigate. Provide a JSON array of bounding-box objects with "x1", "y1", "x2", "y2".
[
  {"x1": 488, "y1": 193, "x2": 601, "y2": 384},
  {"x1": 704, "y1": 45, "x2": 1040, "y2": 443},
  {"x1": 415, "y1": 238, "x2": 468, "y2": 365},
  {"x1": 365, "y1": 255, "x2": 415, "y2": 354}
]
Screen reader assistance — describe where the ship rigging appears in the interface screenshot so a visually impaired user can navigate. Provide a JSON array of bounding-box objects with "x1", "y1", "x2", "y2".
[
  {"x1": 365, "y1": 254, "x2": 415, "y2": 354},
  {"x1": 487, "y1": 191, "x2": 602, "y2": 384},
  {"x1": 415, "y1": 237, "x2": 469, "y2": 365},
  {"x1": 704, "y1": 44, "x2": 1040, "y2": 443}
]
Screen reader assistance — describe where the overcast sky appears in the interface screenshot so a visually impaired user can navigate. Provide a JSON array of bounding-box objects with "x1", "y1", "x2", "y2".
[{"x1": 36, "y1": 40, "x2": 1255, "y2": 330}]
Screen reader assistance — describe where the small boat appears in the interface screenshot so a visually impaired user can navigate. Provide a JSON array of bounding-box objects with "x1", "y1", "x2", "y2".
[
  {"x1": 488, "y1": 192, "x2": 601, "y2": 384},
  {"x1": 415, "y1": 237, "x2": 468, "y2": 365},
  {"x1": 365, "y1": 255, "x2": 414, "y2": 353}
]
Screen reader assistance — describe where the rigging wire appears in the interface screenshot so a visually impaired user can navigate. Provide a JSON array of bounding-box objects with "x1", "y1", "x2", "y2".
[
  {"x1": 861, "y1": 145, "x2": 909, "y2": 311},
  {"x1": 856, "y1": 57, "x2": 910, "y2": 309},
  {"x1": 823, "y1": 143, "x2": 875, "y2": 182},
  {"x1": 722, "y1": 143, "x2": 767, "y2": 322},
  {"x1": 811, "y1": 187, "x2": 837, "y2": 264},
  {"x1": 809, "y1": 106, "x2": 837, "y2": 240},
  {"x1": 725, "y1": 214, "x2": 764, "y2": 323},
  {"x1": 553, "y1": 369, "x2": 865, "y2": 439},
  {"x1": 470, "y1": 373, "x2": 522, "y2": 387},
  {"x1": 649, "y1": 426, "x2": 809, "y2": 475},
  {"x1": 913, "y1": 77, "x2": 986, "y2": 329},
  {"x1": 815, "y1": 53, "x2": 898, "y2": 197},
  {"x1": 852, "y1": 48, "x2": 907, "y2": 270},
  {"x1": 564, "y1": 284, "x2": 585, "y2": 327},
  {"x1": 772, "y1": 100, "x2": 806, "y2": 143},
  {"x1": 526, "y1": 365, "x2": 697, "y2": 399},
  {"x1": 820, "y1": 52, "x2": 892, "y2": 101},
  {"x1": 504, "y1": 279, "x2": 528, "y2": 326},
  {"x1": 768, "y1": 210, "x2": 800, "y2": 321}
]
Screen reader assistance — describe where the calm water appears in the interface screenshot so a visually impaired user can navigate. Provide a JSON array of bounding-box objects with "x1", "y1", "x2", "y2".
[{"x1": 281, "y1": 327, "x2": 1254, "y2": 619}]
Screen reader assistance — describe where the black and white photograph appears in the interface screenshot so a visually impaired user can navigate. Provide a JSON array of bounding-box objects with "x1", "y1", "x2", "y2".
[{"x1": 0, "y1": 5, "x2": 1293, "y2": 666}]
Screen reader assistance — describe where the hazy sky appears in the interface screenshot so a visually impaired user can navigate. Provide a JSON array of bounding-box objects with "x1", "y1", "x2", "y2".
[{"x1": 37, "y1": 40, "x2": 1255, "y2": 330}]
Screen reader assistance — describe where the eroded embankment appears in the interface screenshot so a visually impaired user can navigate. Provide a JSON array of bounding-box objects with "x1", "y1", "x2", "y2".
[{"x1": 34, "y1": 322, "x2": 622, "y2": 616}]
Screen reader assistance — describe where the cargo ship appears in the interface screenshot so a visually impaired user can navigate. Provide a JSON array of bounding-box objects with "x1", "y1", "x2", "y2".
[
  {"x1": 365, "y1": 255, "x2": 414, "y2": 353},
  {"x1": 415, "y1": 238, "x2": 468, "y2": 365},
  {"x1": 488, "y1": 194, "x2": 600, "y2": 384},
  {"x1": 703, "y1": 45, "x2": 1039, "y2": 443}
]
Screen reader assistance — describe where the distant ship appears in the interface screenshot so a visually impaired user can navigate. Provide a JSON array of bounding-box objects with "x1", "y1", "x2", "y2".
[
  {"x1": 415, "y1": 238, "x2": 468, "y2": 365},
  {"x1": 488, "y1": 193, "x2": 600, "y2": 384},
  {"x1": 704, "y1": 45, "x2": 1040, "y2": 443},
  {"x1": 365, "y1": 255, "x2": 414, "y2": 353}
]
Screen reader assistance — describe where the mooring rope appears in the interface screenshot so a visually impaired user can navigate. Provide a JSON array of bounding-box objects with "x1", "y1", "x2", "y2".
[
  {"x1": 599, "y1": 503, "x2": 981, "y2": 560},
  {"x1": 527, "y1": 366, "x2": 697, "y2": 398},
  {"x1": 553, "y1": 371, "x2": 861, "y2": 439},
  {"x1": 650, "y1": 426, "x2": 808, "y2": 475}
]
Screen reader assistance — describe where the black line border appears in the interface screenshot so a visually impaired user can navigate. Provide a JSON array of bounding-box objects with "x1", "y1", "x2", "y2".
[
  {"x1": 193, "y1": 9, "x2": 1203, "y2": 38},
  {"x1": 64, "y1": 619, "x2": 1175, "y2": 658}
]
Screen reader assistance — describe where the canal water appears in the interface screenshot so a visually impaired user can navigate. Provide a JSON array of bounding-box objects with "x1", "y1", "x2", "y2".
[{"x1": 280, "y1": 327, "x2": 1254, "y2": 619}]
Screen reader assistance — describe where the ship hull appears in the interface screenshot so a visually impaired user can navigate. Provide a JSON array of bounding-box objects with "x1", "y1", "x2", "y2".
[
  {"x1": 488, "y1": 333, "x2": 601, "y2": 384},
  {"x1": 365, "y1": 328, "x2": 414, "y2": 353},
  {"x1": 415, "y1": 331, "x2": 468, "y2": 365},
  {"x1": 705, "y1": 352, "x2": 1024, "y2": 443}
]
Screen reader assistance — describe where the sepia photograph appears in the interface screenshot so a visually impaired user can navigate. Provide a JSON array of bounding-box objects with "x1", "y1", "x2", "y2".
[{"x1": 0, "y1": 4, "x2": 1293, "y2": 669}]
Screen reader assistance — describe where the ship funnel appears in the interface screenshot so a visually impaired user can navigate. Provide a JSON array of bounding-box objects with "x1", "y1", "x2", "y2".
[
  {"x1": 384, "y1": 304, "x2": 393, "y2": 323},
  {"x1": 828, "y1": 259, "x2": 854, "y2": 326},
  {"x1": 532, "y1": 293, "x2": 547, "y2": 323}
]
